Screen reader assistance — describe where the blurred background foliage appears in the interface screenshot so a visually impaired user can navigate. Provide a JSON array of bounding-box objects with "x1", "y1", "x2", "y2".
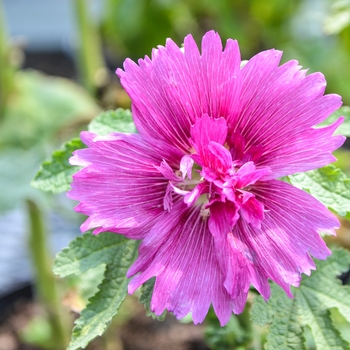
[
  {"x1": 1, "y1": 0, "x2": 350, "y2": 349},
  {"x1": 101, "y1": 0, "x2": 350, "y2": 106}
]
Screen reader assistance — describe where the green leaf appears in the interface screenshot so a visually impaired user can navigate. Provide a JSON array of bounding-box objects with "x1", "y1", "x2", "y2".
[
  {"x1": 251, "y1": 249, "x2": 350, "y2": 350},
  {"x1": 320, "y1": 106, "x2": 350, "y2": 137},
  {"x1": 289, "y1": 165, "x2": 350, "y2": 217},
  {"x1": 139, "y1": 278, "x2": 166, "y2": 321},
  {"x1": 88, "y1": 108, "x2": 136, "y2": 135},
  {"x1": 31, "y1": 138, "x2": 85, "y2": 194},
  {"x1": 53, "y1": 232, "x2": 138, "y2": 350}
]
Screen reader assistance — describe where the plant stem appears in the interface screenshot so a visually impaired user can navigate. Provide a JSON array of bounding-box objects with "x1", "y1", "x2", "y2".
[
  {"x1": 26, "y1": 200, "x2": 69, "y2": 350},
  {"x1": 74, "y1": 0, "x2": 107, "y2": 97},
  {"x1": 0, "y1": 0, "x2": 15, "y2": 120}
]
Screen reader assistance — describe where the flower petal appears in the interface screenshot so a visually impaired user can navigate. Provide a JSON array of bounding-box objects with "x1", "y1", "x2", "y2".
[
  {"x1": 245, "y1": 180, "x2": 336, "y2": 292},
  {"x1": 190, "y1": 114, "x2": 228, "y2": 168},
  {"x1": 127, "y1": 201, "x2": 234, "y2": 325},
  {"x1": 209, "y1": 202, "x2": 270, "y2": 310},
  {"x1": 209, "y1": 179, "x2": 337, "y2": 303},
  {"x1": 236, "y1": 49, "x2": 344, "y2": 177},
  {"x1": 117, "y1": 31, "x2": 241, "y2": 152},
  {"x1": 69, "y1": 131, "x2": 182, "y2": 239}
]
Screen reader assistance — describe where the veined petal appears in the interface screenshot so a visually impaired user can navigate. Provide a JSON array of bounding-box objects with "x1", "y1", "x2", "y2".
[
  {"x1": 69, "y1": 131, "x2": 183, "y2": 239},
  {"x1": 117, "y1": 31, "x2": 241, "y2": 152},
  {"x1": 127, "y1": 201, "x2": 235, "y2": 326},
  {"x1": 209, "y1": 179, "x2": 337, "y2": 302},
  {"x1": 236, "y1": 49, "x2": 344, "y2": 177},
  {"x1": 240, "y1": 196, "x2": 265, "y2": 229},
  {"x1": 209, "y1": 203, "x2": 270, "y2": 307},
  {"x1": 258, "y1": 117, "x2": 345, "y2": 178},
  {"x1": 208, "y1": 142, "x2": 233, "y2": 173},
  {"x1": 235, "y1": 161, "x2": 271, "y2": 187},
  {"x1": 190, "y1": 114, "x2": 229, "y2": 170},
  {"x1": 242, "y1": 180, "x2": 336, "y2": 293}
]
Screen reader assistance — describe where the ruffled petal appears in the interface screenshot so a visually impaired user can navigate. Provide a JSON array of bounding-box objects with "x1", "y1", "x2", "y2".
[
  {"x1": 69, "y1": 131, "x2": 183, "y2": 239},
  {"x1": 117, "y1": 31, "x2": 241, "y2": 152},
  {"x1": 127, "y1": 201, "x2": 234, "y2": 325},
  {"x1": 236, "y1": 49, "x2": 344, "y2": 178},
  {"x1": 209, "y1": 179, "x2": 337, "y2": 304},
  {"x1": 190, "y1": 114, "x2": 231, "y2": 172},
  {"x1": 209, "y1": 203, "x2": 270, "y2": 311},
  {"x1": 238, "y1": 180, "x2": 336, "y2": 294}
]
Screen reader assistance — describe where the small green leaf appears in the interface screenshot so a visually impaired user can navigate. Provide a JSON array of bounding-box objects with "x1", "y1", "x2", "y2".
[
  {"x1": 88, "y1": 108, "x2": 135, "y2": 135},
  {"x1": 53, "y1": 232, "x2": 138, "y2": 350},
  {"x1": 289, "y1": 165, "x2": 350, "y2": 217},
  {"x1": 31, "y1": 138, "x2": 84, "y2": 194},
  {"x1": 251, "y1": 249, "x2": 350, "y2": 350},
  {"x1": 320, "y1": 106, "x2": 350, "y2": 136},
  {"x1": 139, "y1": 278, "x2": 166, "y2": 321}
]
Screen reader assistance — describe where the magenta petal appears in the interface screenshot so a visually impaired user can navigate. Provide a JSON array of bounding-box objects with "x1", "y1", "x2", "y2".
[
  {"x1": 184, "y1": 182, "x2": 209, "y2": 206},
  {"x1": 208, "y1": 142, "x2": 233, "y2": 173},
  {"x1": 117, "y1": 31, "x2": 241, "y2": 152},
  {"x1": 209, "y1": 205, "x2": 270, "y2": 305},
  {"x1": 209, "y1": 201, "x2": 239, "y2": 238},
  {"x1": 208, "y1": 179, "x2": 337, "y2": 303},
  {"x1": 127, "y1": 202, "x2": 234, "y2": 325},
  {"x1": 246, "y1": 180, "x2": 336, "y2": 291},
  {"x1": 190, "y1": 114, "x2": 228, "y2": 168},
  {"x1": 259, "y1": 117, "x2": 345, "y2": 178},
  {"x1": 237, "y1": 49, "x2": 344, "y2": 177},
  {"x1": 180, "y1": 154, "x2": 194, "y2": 179},
  {"x1": 235, "y1": 161, "x2": 271, "y2": 187},
  {"x1": 69, "y1": 131, "x2": 182, "y2": 239},
  {"x1": 155, "y1": 160, "x2": 179, "y2": 181},
  {"x1": 240, "y1": 196, "x2": 264, "y2": 229}
]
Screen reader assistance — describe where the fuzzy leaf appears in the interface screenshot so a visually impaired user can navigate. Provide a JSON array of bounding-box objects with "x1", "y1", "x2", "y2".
[
  {"x1": 88, "y1": 108, "x2": 135, "y2": 135},
  {"x1": 251, "y1": 249, "x2": 350, "y2": 350},
  {"x1": 31, "y1": 138, "x2": 84, "y2": 194},
  {"x1": 289, "y1": 165, "x2": 350, "y2": 217},
  {"x1": 53, "y1": 232, "x2": 138, "y2": 350},
  {"x1": 320, "y1": 106, "x2": 350, "y2": 136},
  {"x1": 139, "y1": 278, "x2": 166, "y2": 321}
]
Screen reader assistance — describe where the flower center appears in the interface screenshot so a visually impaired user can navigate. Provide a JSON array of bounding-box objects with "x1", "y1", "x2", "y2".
[
  {"x1": 159, "y1": 152, "x2": 270, "y2": 229},
  {"x1": 158, "y1": 114, "x2": 271, "y2": 230}
]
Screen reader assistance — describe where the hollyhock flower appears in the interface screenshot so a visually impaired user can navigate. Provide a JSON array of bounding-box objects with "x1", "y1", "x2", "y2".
[{"x1": 69, "y1": 31, "x2": 345, "y2": 325}]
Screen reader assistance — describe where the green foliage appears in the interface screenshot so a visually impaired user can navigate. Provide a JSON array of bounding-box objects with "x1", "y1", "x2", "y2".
[
  {"x1": 32, "y1": 108, "x2": 135, "y2": 195},
  {"x1": 0, "y1": 70, "x2": 100, "y2": 149},
  {"x1": 251, "y1": 248, "x2": 350, "y2": 350},
  {"x1": 0, "y1": 148, "x2": 45, "y2": 211},
  {"x1": 289, "y1": 165, "x2": 350, "y2": 217},
  {"x1": 205, "y1": 309, "x2": 252, "y2": 350},
  {"x1": 20, "y1": 316, "x2": 56, "y2": 350},
  {"x1": 0, "y1": 71, "x2": 99, "y2": 211},
  {"x1": 139, "y1": 278, "x2": 167, "y2": 321},
  {"x1": 53, "y1": 232, "x2": 138, "y2": 350},
  {"x1": 88, "y1": 108, "x2": 135, "y2": 135},
  {"x1": 31, "y1": 139, "x2": 84, "y2": 194},
  {"x1": 320, "y1": 106, "x2": 350, "y2": 137},
  {"x1": 324, "y1": 0, "x2": 350, "y2": 35}
]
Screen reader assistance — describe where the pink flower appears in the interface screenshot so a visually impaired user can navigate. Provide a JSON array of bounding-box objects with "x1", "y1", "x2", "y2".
[{"x1": 69, "y1": 31, "x2": 345, "y2": 325}]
